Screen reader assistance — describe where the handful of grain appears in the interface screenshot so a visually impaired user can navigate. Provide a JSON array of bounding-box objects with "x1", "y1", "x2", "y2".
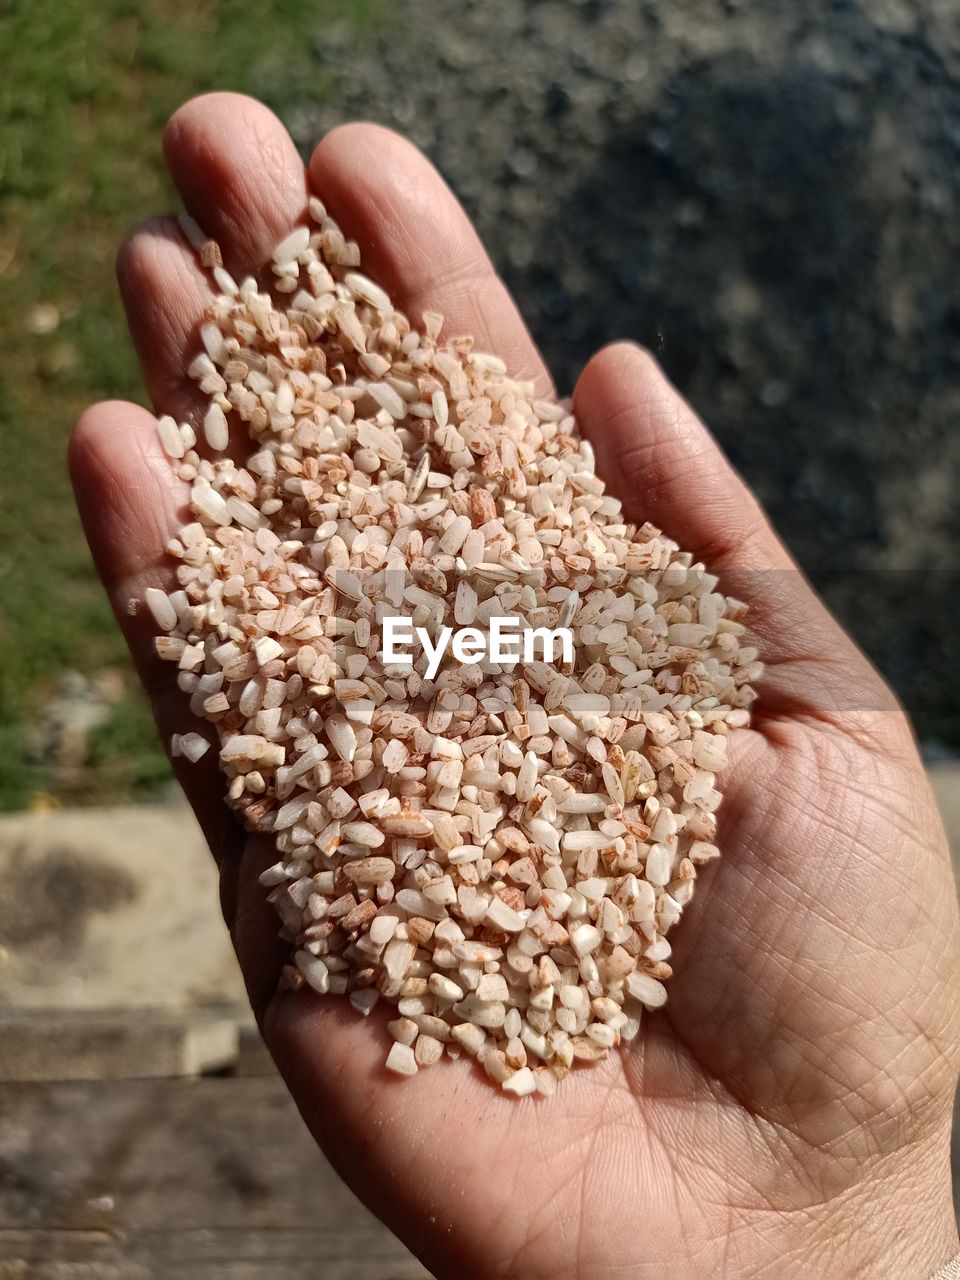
[{"x1": 146, "y1": 200, "x2": 761, "y2": 1096}]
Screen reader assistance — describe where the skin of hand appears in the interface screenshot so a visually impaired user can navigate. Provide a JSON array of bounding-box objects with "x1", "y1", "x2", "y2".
[{"x1": 68, "y1": 94, "x2": 960, "y2": 1280}]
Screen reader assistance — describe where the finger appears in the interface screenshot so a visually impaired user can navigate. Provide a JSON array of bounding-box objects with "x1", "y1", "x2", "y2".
[
  {"x1": 163, "y1": 92, "x2": 309, "y2": 275},
  {"x1": 119, "y1": 95, "x2": 309, "y2": 425},
  {"x1": 68, "y1": 400, "x2": 239, "y2": 864},
  {"x1": 118, "y1": 95, "x2": 308, "y2": 438},
  {"x1": 117, "y1": 220, "x2": 259, "y2": 462},
  {"x1": 117, "y1": 217, "x2": 213, "y2": 424},
  {"x1": 575, "y1": 344, "x2": 792, "y2": 574},
  {"x1": 574, "y1": 343, "x2": 891, "y2": 721},
  {"x1": 309, "y1": 122, "x2": 553, "y2": 396},
  {"x1": 70, "y1": 400, "x2": 293, "y2": 1005}
]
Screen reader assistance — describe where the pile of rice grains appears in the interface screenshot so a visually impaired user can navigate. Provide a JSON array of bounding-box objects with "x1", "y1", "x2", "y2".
[{"x1": 144, "y1": 202, "x2": 761, "y2": 1096}]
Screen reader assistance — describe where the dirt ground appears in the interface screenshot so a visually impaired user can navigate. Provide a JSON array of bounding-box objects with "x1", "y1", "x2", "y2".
[{"x1": 289, "y1": 0, "x2": 960, "y2": 750}]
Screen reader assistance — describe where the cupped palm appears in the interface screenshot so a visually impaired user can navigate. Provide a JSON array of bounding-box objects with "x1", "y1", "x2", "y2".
[{"x1": 70, "y1": 93, "x2": 959, "y2": 1279}]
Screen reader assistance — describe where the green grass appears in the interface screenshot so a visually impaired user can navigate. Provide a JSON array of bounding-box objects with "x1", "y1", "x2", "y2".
[{"x1": 0, "y1": 0, "x2": 379, "y2": 810}]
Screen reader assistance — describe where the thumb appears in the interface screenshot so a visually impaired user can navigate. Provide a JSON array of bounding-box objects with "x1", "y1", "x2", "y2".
[{"x1": 574, "y1": 342, "x2": 894, "y2": 727}]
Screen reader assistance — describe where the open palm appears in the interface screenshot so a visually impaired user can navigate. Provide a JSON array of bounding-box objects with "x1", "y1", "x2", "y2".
[{"x1": 70, "y1": 95, "x2": 960, "y2": 1278}]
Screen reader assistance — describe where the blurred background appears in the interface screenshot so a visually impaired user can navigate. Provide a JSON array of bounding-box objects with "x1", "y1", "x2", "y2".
[
  {"x1": 3, "y1": 0, "x2": 960, "y2": 811},
  {"x1": 1, "y1": 0, "x2": 958, "y2": 1275}
]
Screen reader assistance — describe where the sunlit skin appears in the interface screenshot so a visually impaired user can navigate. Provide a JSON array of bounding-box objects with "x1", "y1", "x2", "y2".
[{"x1": 69, "y1": 94, "x2": 959, "y2": 1278}]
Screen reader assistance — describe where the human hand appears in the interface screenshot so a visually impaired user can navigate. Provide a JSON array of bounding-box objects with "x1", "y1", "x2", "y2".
[{"x1": 69, "y1": 94, "x2": 960, "y2": 1278}]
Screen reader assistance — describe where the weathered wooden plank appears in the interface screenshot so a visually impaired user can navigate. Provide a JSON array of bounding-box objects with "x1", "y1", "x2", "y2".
[
  {"x1": 0, "y1": 1011, "x2": 240, "y2": 1083},
  {"x1": 0, "y1": 1230, "x2": 427, "y2": 1279},
  {"x1": 0, "y1": 1078, "x2": 428, "y2": 1277}
]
